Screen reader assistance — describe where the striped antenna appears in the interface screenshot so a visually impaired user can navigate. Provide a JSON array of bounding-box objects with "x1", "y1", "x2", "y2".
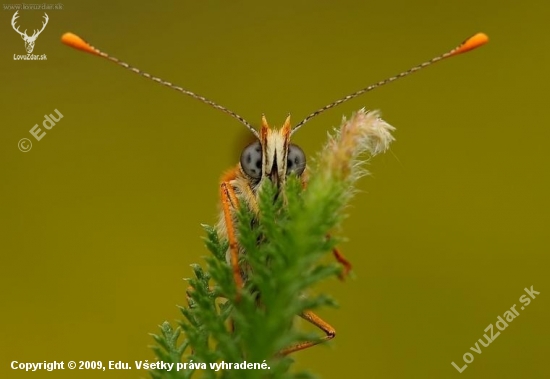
[
  {"x1": 291, "y1": 32, "x2": 489, "y2": 135},
  {"x1": 61, "y1": 32, "x2": 259, "y2": 139}
]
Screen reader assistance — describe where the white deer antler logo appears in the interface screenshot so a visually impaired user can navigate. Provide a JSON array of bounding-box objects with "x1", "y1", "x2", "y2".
[{"x1": 11, "y1": 11, "x2": 49, "y2": 54}]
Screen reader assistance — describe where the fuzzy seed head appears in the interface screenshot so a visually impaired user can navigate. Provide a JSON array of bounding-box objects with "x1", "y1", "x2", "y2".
[{"x1": 317, "y1": 109, "x2": 395, "y2": 182}]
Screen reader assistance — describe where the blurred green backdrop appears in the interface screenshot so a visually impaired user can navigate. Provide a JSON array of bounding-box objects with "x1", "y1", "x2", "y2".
[{"x1": 1, "y1": 1, "x2": 548, "y2": 378}]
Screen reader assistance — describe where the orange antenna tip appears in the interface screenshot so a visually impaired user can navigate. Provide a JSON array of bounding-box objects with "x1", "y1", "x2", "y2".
[
  {"x1": 61, "y1": 32, "x2": 99, "y2": 56},
  {"x1": 451, "y1": 32, "x2": 489, "y2": 56}
]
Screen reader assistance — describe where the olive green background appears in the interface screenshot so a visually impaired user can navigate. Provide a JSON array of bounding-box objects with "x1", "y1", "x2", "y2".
[{"x1": 1, "y1": 1, "x2": 548, "y2": 378}]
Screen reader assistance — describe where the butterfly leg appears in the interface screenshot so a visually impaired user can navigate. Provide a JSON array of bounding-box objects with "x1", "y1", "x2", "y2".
[
  {"x1": 332, "y1": 246, "x2": 352, "y2": 279},
  {"x1": 326, "y1": 234, "x2": 352, "y2": 279},
  {"x1": 220, "y1": 181, "x2": 244, "y2": 292},
  {"x1": 278, "y1": 310, "x2": 336, "y2": 356}
]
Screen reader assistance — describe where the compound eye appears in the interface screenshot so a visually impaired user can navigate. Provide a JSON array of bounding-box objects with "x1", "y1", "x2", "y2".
[
  {"x1": 286, "y1": 144, "x2": 306, "y2": 176},
  {"x1": 240, "y1": 140, "x2": 262, "y2": 179}
]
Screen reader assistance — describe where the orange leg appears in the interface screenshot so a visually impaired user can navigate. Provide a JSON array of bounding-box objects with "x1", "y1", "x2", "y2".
[
  {"x1": 325, "y1": 234, "x2": 352, "y2": 280},
  {"x1": 333, "y1": 247, "x2": 352, "y2": 280},
  {"x1": 326, "y1": 234, "x2": 352, "y2": 280},
  {"x1": 278, "y1": 310, "x2": 336, "y2": 356},
  {"x1": 220, "y1": 182, "x2": 244, "y2": 292}
]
